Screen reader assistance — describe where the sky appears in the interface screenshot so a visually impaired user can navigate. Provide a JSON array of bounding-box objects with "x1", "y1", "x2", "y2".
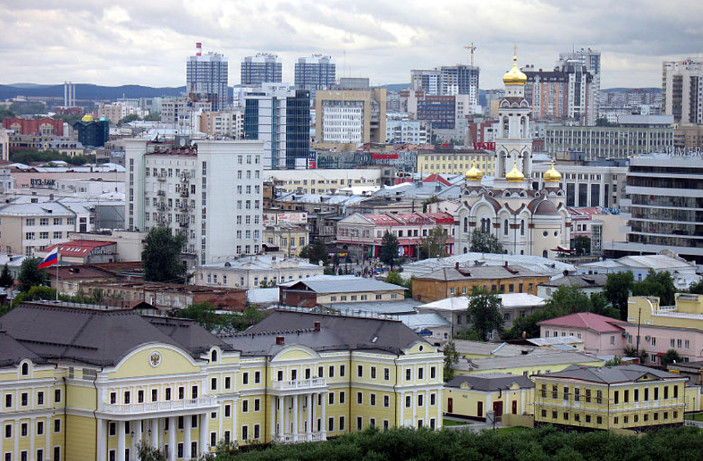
[{"x1": 1, "y1": 0, "x2": 702, "y2": 90}]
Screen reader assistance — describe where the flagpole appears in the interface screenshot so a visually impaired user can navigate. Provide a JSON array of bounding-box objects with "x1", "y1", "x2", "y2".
[{"x1": 55, "y1": 250, "x2": 59, "y2": 302}]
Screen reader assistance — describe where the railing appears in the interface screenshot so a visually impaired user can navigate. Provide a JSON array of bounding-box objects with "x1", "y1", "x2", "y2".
[
  {"x1": 272, "y1": 378, "x2": 326, "y2": 391},
  {"x1": 100, "y1": 396, "x2": 217, "y2": 415},
  {"x1": 275, "y1": 433, "x2": 325, "y2": 443}
]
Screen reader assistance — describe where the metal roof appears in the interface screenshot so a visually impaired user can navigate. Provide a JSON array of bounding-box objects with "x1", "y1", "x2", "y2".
[{"x1": 535, "y1": 364, "x2": 683, "y2": 384}]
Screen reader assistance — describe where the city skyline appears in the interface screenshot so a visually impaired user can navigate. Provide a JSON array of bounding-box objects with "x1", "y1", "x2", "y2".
[{"x1": 1, "y1": 0, "x2": 702, "y2": 89}]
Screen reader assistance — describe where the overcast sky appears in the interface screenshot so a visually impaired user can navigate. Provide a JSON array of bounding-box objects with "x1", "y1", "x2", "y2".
[{"x1": 1, "y1": 0, "x2": 702, "y2": 90}]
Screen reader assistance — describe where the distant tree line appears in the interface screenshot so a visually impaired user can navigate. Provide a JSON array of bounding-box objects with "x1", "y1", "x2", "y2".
[
  {"x1": 197, "y1": 425, "x2": 703, "y2": 461},
  {"x1": 10, "y1": 148, "x2": 96, "y2": 166}
]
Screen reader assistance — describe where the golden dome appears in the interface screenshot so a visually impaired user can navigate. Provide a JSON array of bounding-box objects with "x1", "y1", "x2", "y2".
[
  {"x1": 81, "y1": 114, "x2": 94, "y2": 122},
  {"x1": 465, "y1": 164, "x2": 483, "y2": 182},
  {"x1": 506, "y1": 163, "x2": 525, "y2": 182},
  {"x1": 503, "y1": 55, "x2": 527, "y2": 85},
  {"x1": 543, "y1": 161, "x2": 562, "y2": 182}
]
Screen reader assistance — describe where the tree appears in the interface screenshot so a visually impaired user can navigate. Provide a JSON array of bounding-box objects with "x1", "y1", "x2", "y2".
[
  {"x1": 589, "y1": 292, "x2": 620, "y2": 319},
  {"x1": 118, "y1": 113, "x2": 140, "y2": 124},
  {"x1": 604, "y1": 271, "x2": 634, "y2": 320},
  {"x1": 379, "y1": 231, "x2": 399, "y2": 269},
  {"x1": 690, "y1": 278, "x2": 703, "y2": 294},
  {"x1": 623, "y1": 345, "x2": 648, "y2": 364},
  {"x1": 17, "y1": 257, "x2": 48, "y2": 292},
  {"x1": 0, "y1": 264, "x2": 13, "y2": 287},
  {"x1": 469, "y1": 230, "x2": 504, "y2": 254},
  {"x1": 661, "y1": 349, "x2": 682, "y2": 366},
  {"x1": 142, "y1": 227, "x2": 187, "y2": 283},
  {"x1": 572, "y1": 236, "x2": 591, "y2": 256},
  {"x1": 299, "y1": 240, "x2": 328, "y2": 265},
  {"x1": 418, "y1": 225, "x2": 448, "y2": 260},
  {"x1": 604, "y1": 356, "x2": 622, "y2": 367},
  {"x1": 544, "y1": 285, "x2": 591, "y2": 314},
  {"x1": 466, "y1": 288, "x2": 504, "y2": 341},
  {"x1": 443, "y1": 340, "x2": 459, "y2": 382},
  {"x1": 144, "y1": 113, "x2": 161, "y2": 121},
  {"x1": 632, "y1": 270, "x2": 676, "y2": 306},
  {"x1": 137, "y1": 442, "x2": 166, "y2": 461},
  {"x1": 175, "y1": 302, "x2": 220, "y2": 331},
  {"x1": 386, "y1": 271, "x2": 413, "y2": 298}
]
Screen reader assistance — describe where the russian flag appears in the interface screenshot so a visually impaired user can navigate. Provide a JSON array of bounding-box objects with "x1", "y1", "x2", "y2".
[{"x1": 38, "y1": 247, "x2": 59, "y2": 269}]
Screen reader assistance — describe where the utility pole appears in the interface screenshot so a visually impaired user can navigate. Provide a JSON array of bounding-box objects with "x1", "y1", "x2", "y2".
[{"x1": 464, "y1": 43, "x2": 477, "y2": 66}]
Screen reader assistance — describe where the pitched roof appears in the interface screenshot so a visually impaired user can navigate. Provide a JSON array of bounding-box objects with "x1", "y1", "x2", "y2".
[
  {"x1": 540, "y1": 273, "x2": 608, "y2": 288},
  {"x1": 0, "y1": 332, "x2": 43, "y2": 368},
  {"x1": 0, "y1": 302, "x2": 229, "y2": 367},
  {"x1": 222, "y1": 310, "x2": 429, "y2": 356},
  {"x1": 282, "y1": 275, "x2": 405, "y2": 294},
  {"x1": 446, "y1": 373, "x2": 534, "y2": 391},
  {"x1": 415, "y1": 264, "x2": 545, "y2": 281},
  {"x1": 538, "y1": 312, "x2": 625, "y2": 333},
  {"x1": 43, "y1": 240, "x2": 115, "y2": 258},
  {"x1": 536, "y1": 364, "x2": 682, "y2": 384}
]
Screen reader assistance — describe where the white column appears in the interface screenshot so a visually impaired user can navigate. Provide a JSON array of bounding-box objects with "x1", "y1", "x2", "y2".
[
  {"x1": 97, "y1": 419, "x2": 107, "y2": 461},
  {"x1": 199, "y1": 413, "x2": 208, "y2": 455},
  {"x1": 270, "y1": 396, "x2": 277, "y2": 442},
  {"x1": 311, "y1": 393, "x2": 317, "y2": 440},
  {"x1": 153, "y1": 418, "x2": 160, "y2": 449},
  {"x1": 133, "y1": 419, "x2": 142, "y2": 456},
  {"x1": 320, "y1": 392, "x2": 326, "y2": 440},
  {"x1": 292, "y1": 394, "x2": 299, "y2": 442},
  {"x1": 168, "y1": 417, "x2": 176, "y2": 461},
  {"x1": 184, "y1": 416, "x2": 192, "y2": 460},
  {"x1": 117, "y1": 421, "x2": 126, "y2": 461},
  {"x1": 399, "y1": 392, "x2": 405, "y2": 426},
  {"x1": 424, "y1": 391, "x2": 429, "y2": 427},
  {"x1": 412, "y1": 391, "x2": 417, "y2": 427},
  {"x1": 29, "y1": 417, "x2": 36, "y2": 460},
  {"x1": 45, "y1": 416, "x2": 51, "y2": 461},
  {"x1": 437, "y1": 395, "x2": 442, "y2": 428},
  {"x1": 283, "y1": 396, "x2": 289, "y2": 441}
]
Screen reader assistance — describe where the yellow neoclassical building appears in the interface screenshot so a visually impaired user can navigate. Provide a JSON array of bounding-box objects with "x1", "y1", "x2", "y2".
[
  {"x1": 533, "y1": 365, "x2": 689, "y2": 431},
  {"x1": 0, "y1": 302, "x2": 443, "y2": 460}
]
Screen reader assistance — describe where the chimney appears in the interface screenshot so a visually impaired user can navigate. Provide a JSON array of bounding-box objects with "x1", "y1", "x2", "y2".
[
  {"x1": 196, "y1": 42, "x2": 202, "y2": 56},
  {"x1": 314, "y1": 321, "x2": 321, "y2": 332},
  {"x1": 275, "y1": 336, "x2": 285, "y2": 345},
  {"x1": 504, "y1": 261, "x2": 508, "y2": 268},
  {"x1": 455, "y1": 262, "x2": 459, "y2": 270}
]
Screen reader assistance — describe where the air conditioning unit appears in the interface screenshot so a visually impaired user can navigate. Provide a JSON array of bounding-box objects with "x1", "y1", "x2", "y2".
[{"x1": 645, "y1": 336, "x2": 651, "y2": 341}]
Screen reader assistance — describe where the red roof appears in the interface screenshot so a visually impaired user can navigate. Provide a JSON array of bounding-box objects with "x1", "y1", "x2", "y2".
[
  {"x1": 362, "y1": 212, "x2": 454, "y2": 227},
  {"x1": 422, "y1": 174, "x2": 452, "y2": 186},
  {"x1": 538, "y1": 312, "x2": 625, "y2": 333},
  {"x1": 45, "y1": 240, "x2": 115, "y2": 258}
]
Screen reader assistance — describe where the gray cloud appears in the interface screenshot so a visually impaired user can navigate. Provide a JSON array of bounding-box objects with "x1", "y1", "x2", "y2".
[{"x1": 0, "y1": 0, "x2": 701, "y2": 89}]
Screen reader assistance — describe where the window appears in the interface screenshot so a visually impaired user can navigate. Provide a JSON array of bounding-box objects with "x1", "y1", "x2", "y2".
[
  {"x1": 4, "y1": 424, "x2": 11, "y2": 438},
  {"x1": 430, "y1": 393, "x2": 436, "y2": 406},
  {"x1": 224, "y1": 404, "x2": 231, "y2": 417},
  {"x1": 406, "y1": 369, "x2": 412, "y2": 381},
  {"x1": 254, "y1": 399, "x2": 260, "y2": 411},
  {"x1": 357, "y1": 365, "x2": 363, "y2": 378},
  {"x1": 405, "y1": 395, "x2": 411, "y2": 408},
  {"x1": 430, "y1": 366, "x2": 436, "y2": 379},
  {"x1": 357, "y1": 392, "x2": 363, "y2": 405},
  {"x1": 38, "y1": 391, "x2": 44, "y2": 405},
  {"x1": 138, "y1": 390, "x2": 144, "y2": 403},
  {"x1": 225, "y1": 377, "x2": 231, "y2": 390},
  {"x1": 384, "y1": 395, "x2": 390, "y2": 408},
  {"x1": 328, "y1": 417, "x2": 334, "y2": 432},
  {"x1": 340, "y1": 365, "x2": 346, "y2": 377},
  {"x1": 21, "y1": 392, "x2": 28, "y2": 406},
  {"x1": 151, "y1": 389, "x2": 158, "y2": 402},
  {"x1": 384, "y1": 368, "x2": 390, "y2": 380},
  {"x1": 211, "y1": 377, "x2": 217, "y2": 391},
  {"x1": 242, "y1": 400, "x2": 249, "y2": 412},
  {"x1": 242, "y1": 372, "x2": 249, "y2": 385},
  {"x1": 339, "y1": 391, "x2": 345, "y2": 404},
  {"x1": 418, "y1": 367, "x2": 424, "y2": 380},
  {"x1": 54, "y1": 419, "x2": 61, "y2": 433},
  {"x1": 329, "y1": 392, "x2": 335, "y2": 405},
  {"x1": 418, "y1": 394, "x2": 423, "y2": 406},
  {"x1": 357, "y1": 416, "x2": 363, "y2": 431},
  {"x1": 339, "y1": 416, "x2": 345, "y2": 431},
  {"x1": 255, "y1": 371, "x2": 261, "y2": 383},
  {"x1": 371, "y1": 366, "x2": 377, "y2": 379}
]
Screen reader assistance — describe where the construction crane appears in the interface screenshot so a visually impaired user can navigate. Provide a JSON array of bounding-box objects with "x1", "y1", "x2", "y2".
[{"x1": 464, "y1": 43, "x2": 477, "y2": 66}]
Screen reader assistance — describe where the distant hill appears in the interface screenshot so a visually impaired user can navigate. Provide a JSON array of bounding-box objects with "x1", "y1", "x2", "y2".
[
  {"x1": 380, "y1": 83, "x2": 410, "y2": 92},
  {"x1": 0, "y1": 83, "x2": 186, "y2": 101}
]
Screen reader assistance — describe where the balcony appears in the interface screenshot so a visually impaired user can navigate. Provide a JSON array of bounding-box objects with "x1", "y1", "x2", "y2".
[
  {"x1": 99, "y1": 396, "x2": 218, "y2": 416},
  {"x1": 272, "y1": 378, "x2": 326, "y2": 391},
  {"x1": 180, "y1": 190, "x2": 189, "y2": 197},
  {"x1": 157, "y1": 190, "x2": 166, "y2": 197}
]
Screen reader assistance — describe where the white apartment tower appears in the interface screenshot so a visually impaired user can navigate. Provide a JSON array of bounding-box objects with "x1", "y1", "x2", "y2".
[
  {"x1": 557, "y1": 48, "x2": 601, "y2": 125},
  {"x1": 125, "y1": 139, "x2": 264, "y2": 265},
  {"x1": 186, "y1": 42, "x2": 229, "y2": 111},
  {"x1": 663, "y1": 58, "x2": 703, "y2": 124}
]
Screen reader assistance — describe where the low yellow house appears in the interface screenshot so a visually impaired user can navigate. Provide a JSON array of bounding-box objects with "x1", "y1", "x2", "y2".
[
  {"x1": 444, "y1": 373, "x2": 534, "y2": 420},
  {"x1": 534, "y1": 364, "x2": 688, "y2": 431}
]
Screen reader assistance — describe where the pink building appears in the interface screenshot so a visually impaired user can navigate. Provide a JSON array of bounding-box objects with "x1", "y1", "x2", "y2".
[{"x1": 539, "y1": 312, "x2": 627, "y2": 356}]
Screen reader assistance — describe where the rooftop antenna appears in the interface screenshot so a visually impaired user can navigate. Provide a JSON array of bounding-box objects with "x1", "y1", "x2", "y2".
[{"x1": 464, "y1": 42, "x2": 477, "y2": 66}]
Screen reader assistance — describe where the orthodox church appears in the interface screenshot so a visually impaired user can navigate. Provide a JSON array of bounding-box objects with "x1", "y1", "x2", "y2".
[{"x1": 454, "y1": 53, "x2": 571, "y2": 258}]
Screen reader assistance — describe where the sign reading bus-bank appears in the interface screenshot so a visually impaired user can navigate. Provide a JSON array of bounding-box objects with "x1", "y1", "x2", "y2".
[
  {"x1": 30, "y1": 178, "x2": 56, "y2": 187},
  {"x1": 473, "y1": 142, "x2": 496, "y2": 151}
]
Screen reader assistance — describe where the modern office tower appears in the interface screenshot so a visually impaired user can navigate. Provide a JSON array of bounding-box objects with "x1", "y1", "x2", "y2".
[
  {"x1": 411, "y1": 69, "x2": 443, "y2": 95},
  {"x1": 314, "y1": 79, "x2": 386, "y2": 149},
  {"x1": 606, "y1": 153, "x2": 703, "y2": 263},
  {"x1": 243, "y1": 84, "x2": 310, "y2": 169},
  {"x1": 72, "y1": 115, "x2": 109, "y2": 147},
  {"x1": 294, "y1": 55, "x2": 336, "y2": 94},
  {"x1": 557, "y1": 48, "x2": 601, "y2": 124},
  {"x1": 124, "y1": 139, "x2": 265, "y2": 264},
  {"x1": 186, "y1": 42, "x2": 229, "y2": 111},
  {"x1": 241, "y1": 53, "x2": 282, "y2": 87},
  {"x1": 662, "y1": 58, "x2": 703, "y2": 124},
  {"x1": 410, "y1": 66, "x2": 480, "y2": 106}
]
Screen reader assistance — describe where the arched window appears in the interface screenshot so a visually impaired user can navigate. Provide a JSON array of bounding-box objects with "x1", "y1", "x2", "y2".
[
  {"x1": 21, "y1": 363, "x2": 29, "y2": 376},
  {"x1": 503, "y1": 219, "x2": 509, "y2": 236},
  {"x1": 543, "y1": 250, "x2": 548, "y2": 258},
  {"x1": 211, "y1": 350, "x2": 218, "y2": 363},
  {"x1": 463, "y1": 217, "x2": 468, "y2": 233},
  {"x1": 520, "y1": 220, "x2": 525, "y2": 236}
]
